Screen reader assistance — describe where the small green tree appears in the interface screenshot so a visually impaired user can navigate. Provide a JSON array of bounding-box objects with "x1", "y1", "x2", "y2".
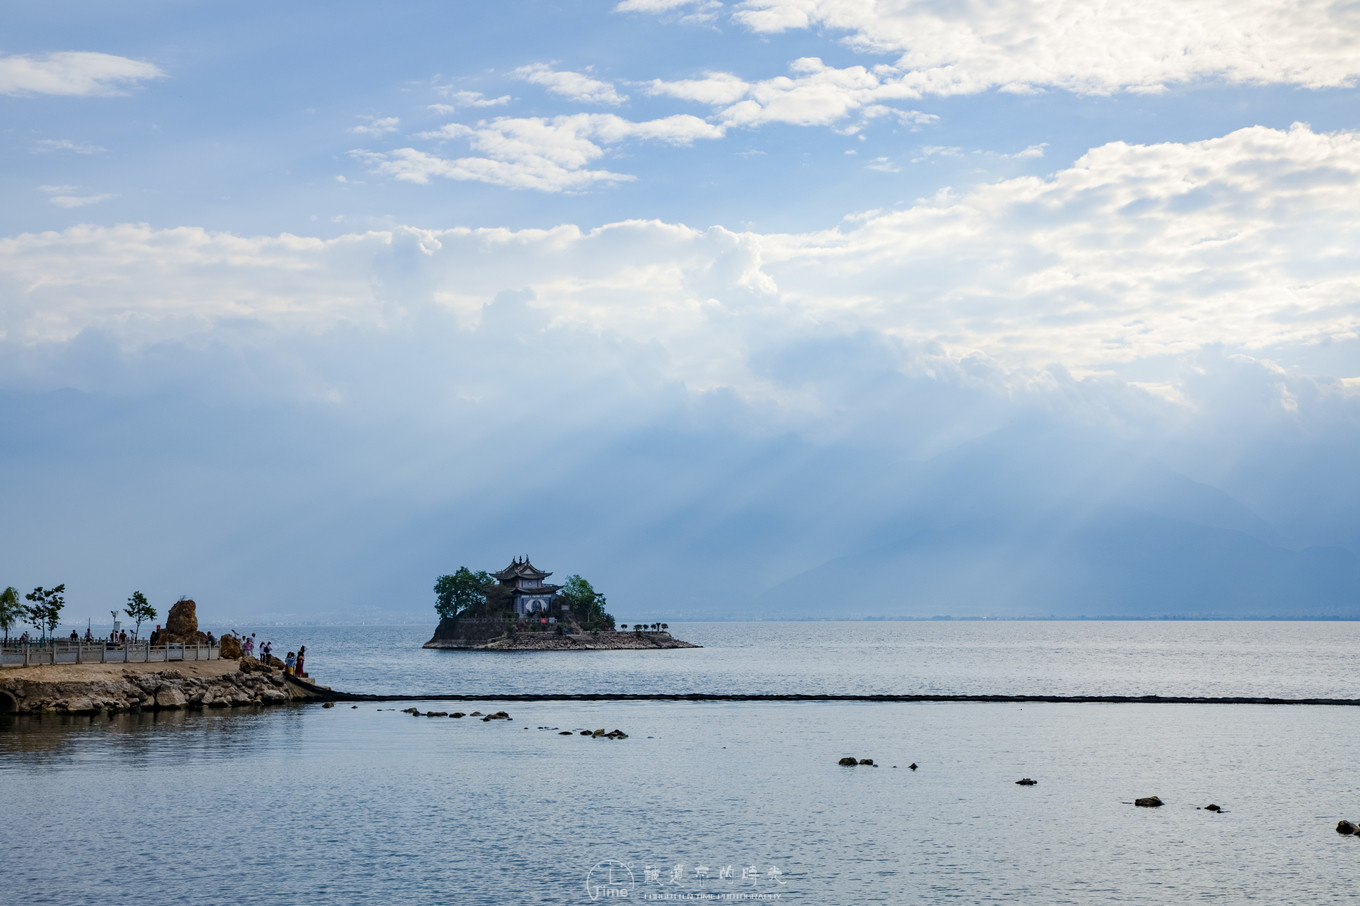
[
  {"x1": 558, "y1": 575, "x2": 615, "y2": 631},
  {"x1": 434, "y1": 568, "x2": 492, "y2": 621},
  {"x1": 24, "y1": 585, "x2": 66, "y2": 642},
  {"x1": 0, "y1": 586, "x2": 22, "y2": 644},
  {"x1": 125, "y1": 591, "x2": 156, "y2": 640}
]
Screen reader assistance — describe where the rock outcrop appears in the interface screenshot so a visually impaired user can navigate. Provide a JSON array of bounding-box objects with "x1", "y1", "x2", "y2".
[
  {"x1": 1134, "y1": 796, "x2": 1164, "y2": 808},
  {"x1": 219, "y1": 634, "x2": 242, "y2": 659},
  {"x1": 154, "y1": 599, "x2": 210, "y2": 646}
]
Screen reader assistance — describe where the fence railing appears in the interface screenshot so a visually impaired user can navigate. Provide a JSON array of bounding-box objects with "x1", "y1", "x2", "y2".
[{"x1": 0, "y1": 641, "x2": 221, "y2": 668}]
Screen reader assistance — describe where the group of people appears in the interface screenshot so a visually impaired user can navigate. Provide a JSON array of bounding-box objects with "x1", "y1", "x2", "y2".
[{"x1": 235, "y1": 633, "x2": 307, "y2": 678}]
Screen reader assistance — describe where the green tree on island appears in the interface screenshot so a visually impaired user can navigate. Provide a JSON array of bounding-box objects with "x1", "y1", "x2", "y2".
[
  {"x1": 0, "y1": 586, "x2": 23, "y2": 644},
  {"x1": 558, "y1": 575, "x2": 615, "y2": 631},
  {"x1": 24, "y1": 584, "x2": 66, "y2": 642},
  {"x1": 125, "y1": 590, "x2": 156, "y2": 640},
  {"x1": 434, "y1": 567, "x2": 492, "y2": 620}
]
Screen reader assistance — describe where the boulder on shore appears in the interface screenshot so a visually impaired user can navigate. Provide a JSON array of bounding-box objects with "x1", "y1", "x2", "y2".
[
  {"x1": 157, "y1": 599, "x2": 210, "y2": 646},
  {"x1": 219, "y1": 635, "x2": 242, "y2": 659},
  {"x1": 155, "y1": 687, "x2": 187, "y2": 710}
]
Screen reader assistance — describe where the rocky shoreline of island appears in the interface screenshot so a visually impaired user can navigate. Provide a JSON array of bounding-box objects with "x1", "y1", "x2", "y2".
[{"x1": 423, "y1": 629, "x2": 700, "y2": 651}]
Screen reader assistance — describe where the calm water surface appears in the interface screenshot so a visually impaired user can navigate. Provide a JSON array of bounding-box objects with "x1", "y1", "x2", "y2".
[
  {"x1": 242, "y1": 620, "x2": 1360, "y2": 699},
  {"x1": 4, "y1": 622, "x2": 1360, "y2": 904}
]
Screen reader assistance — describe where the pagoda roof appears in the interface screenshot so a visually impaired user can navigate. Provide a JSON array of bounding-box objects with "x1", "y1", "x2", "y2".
[
  {"x1": 512, "y1": 584, "x2": 562, "y2": 596},
  {"x1": 492, "y1": 557, "x2": 553, "y2": 581}
]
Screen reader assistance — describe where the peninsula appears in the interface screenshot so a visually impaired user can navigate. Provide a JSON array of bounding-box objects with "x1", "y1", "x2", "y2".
[{"x1": 422, "y1": 557, "x2": 698, "y2": 650}]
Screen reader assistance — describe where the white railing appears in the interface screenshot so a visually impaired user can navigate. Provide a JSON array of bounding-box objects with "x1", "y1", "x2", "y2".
[{"x1": 0, "y1": 641, "x2": 221, "y2": 668}]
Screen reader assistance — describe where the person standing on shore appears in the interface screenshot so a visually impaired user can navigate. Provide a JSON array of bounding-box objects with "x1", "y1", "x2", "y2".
[
  {"x1": 295, "y1": 645, "x2": 306, "y2": 679},
  {"x1": 284, "y1": 651, "x2": 295, "y2": 675}
]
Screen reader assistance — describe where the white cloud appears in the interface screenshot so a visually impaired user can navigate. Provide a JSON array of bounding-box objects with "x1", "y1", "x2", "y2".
[
  {"x1": 37, "y1": 184, "x2": 115, "y2": 208},
  {"x1": 351, "y1": 116, "x2": 400, "y2": 136},
  {"x1": 729, "y1": 0, "x2": 1360, "y2": 95},
  {"x1": 0, "y1": 52, "x2": 165, "y2": 96},
  {"x1": 429, "y1": 89, "x2": 513, "y2": 112},
  {"x1": 615, "y1": 0, "x2": 723, "y2": 23},
  {"x1": 649, "y1": 58, "x2": 937, "y2": 132},
  {"x1": 48, "y1": 194, "x2": 115, "y2": 209},
  {"x1": 513, "y1": 63, "x2": 627, "y2": 106},
  {"x1": 358, "y1": 113, "x2": 724, "y2": 191},
  {"x1": 34, "y1": 138, "x2": 107, "y2": 154}
]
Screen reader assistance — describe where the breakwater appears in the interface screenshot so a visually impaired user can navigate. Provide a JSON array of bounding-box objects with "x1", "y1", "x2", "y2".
[{"x1": 312, "y1": 690, "x2": 1360, "y2": 706}]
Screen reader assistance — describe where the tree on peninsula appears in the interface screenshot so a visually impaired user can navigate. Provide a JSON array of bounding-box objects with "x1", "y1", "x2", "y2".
[
  {"x1": 558, "y1": 575, "x2": 615, "y2": 631},
  {"x1": 434, "y1": 568, "x2": 492, "y2": 620},
  {"x1": 24, "y1": 584, "x2": 65, "y2": 642},
  {"x1": 0, "y1": 586, "x2": 22, "y2": 644},
  {"x1": 124, "y1": 591, "x2": 156, "y2": 640}
]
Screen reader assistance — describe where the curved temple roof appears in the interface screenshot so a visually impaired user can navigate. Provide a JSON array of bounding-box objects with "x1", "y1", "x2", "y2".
[{"x1": 492, "y1": 556, "x2": 553, "y2": 582}]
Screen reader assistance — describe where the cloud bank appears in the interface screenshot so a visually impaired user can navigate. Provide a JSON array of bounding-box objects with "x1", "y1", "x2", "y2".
[{"x1": 726, "y1": 0, "x2": 1360, "y2": 94}]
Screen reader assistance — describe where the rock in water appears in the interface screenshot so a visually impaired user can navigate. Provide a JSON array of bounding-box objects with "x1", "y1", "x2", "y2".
[
  {"x1": 154, "y1": 687, "x2": 187, "y2": 710},
  {"x1": 219, "y1": 635, "x2": 242, "y2": 659},
  {"x1": 908, "y1": 763, "x2": 918, "y2": 771},
  {"x1": 1337, "y1": 820, "x2": 1356, "y2": 835},
  {"x1": 1016, "y1": 778, "x2": 1038, "y2": 786},
  {"x1": 858, "y1": 759, "x2": 875, "y2": 766},
  {"x1": 1204, "y1": 804, "x2": 1221, "y2": 813},
  {"x1": 1134, "y1": 796, "x2": 1164, "y2": 808},
  {"x1": 838, "y1": 757, "x2": 858, "y2": 766}
]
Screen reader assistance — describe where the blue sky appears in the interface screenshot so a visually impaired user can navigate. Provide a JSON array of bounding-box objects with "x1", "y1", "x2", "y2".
[{"x1": 3, "y1": 1, "x2": 1360, "y2": 623}]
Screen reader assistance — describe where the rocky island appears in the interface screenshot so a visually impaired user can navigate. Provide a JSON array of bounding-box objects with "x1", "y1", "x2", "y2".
[{"x1": 422, "y1": 557, "x2": 699, "y2": 651}]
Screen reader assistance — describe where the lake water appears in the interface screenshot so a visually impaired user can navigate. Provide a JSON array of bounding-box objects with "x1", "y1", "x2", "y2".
[{"x1": 4, "y1": 622, "x2": 1360, "y2": 904}]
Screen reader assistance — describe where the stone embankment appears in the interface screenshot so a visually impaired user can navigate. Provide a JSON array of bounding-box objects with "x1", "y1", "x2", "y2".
[
  {"x1": 446, "y1": 630, "x2": 699, "y2": 651},
  {"x1": 0, "y1": 656, "x2": 326, "y2": 715}
]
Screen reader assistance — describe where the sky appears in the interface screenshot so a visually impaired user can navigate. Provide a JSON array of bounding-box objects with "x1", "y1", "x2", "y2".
[{"x1": 3, "y1": 0, "x2": 1360, "y2": 625}]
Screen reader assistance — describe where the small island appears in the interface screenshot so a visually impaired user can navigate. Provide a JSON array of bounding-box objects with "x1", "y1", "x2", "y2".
[{"x1": 422, "y1": 557, "x2": 699, "y2": 651}]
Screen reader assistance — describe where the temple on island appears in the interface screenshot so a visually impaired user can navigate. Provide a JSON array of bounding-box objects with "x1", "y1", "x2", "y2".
[{"x1": 493, "y1": 557, "x2": 562, "y2": 616}]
